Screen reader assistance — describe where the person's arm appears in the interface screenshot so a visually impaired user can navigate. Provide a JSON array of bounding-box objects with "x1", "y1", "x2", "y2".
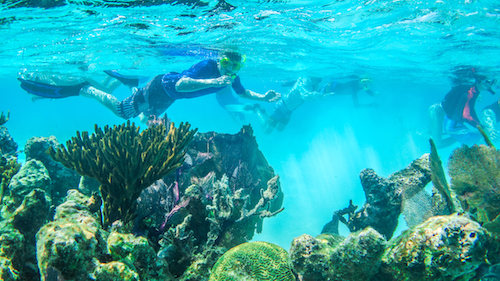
[
  {"x1": 241, "y1": 89, "x2": 281, "y2": 102},
  {"x1": 175, "y1": 75, "x2": 232, "y2": 92},
  {"x1": 232, "y1": 76, "x2": 281, "y2": 102}
]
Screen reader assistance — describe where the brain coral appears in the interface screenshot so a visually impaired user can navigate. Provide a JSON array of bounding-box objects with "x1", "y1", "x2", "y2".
[{"x1": 209, "y1": 241, "x2": 296, "y2": 281}]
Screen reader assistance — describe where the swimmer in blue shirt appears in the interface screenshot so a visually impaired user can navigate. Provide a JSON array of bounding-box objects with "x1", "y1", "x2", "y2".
[{"x1": 18, "y1": 51, "x2": 281, "y2": 122}]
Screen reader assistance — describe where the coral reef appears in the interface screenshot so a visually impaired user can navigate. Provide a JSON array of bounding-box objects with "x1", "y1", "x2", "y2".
[
  {"x1": 290, "y1": 228, "x2": 386, "y2": 281},
  {"x1": 448, "y1": 144, "x2": 500, "y2": 235},
  {"x1": 132, "y1": 125, "x2": 284, "y2": 280},
  {"x1": 0, "y1": 127, "x2": 17, "y2": 155},
  {"x1": 377, "y1": 213, "x2": 500, "y2": 281},
  {"x1": 157, "y1": 174, "x2": 283, "y2": 280},
  {"x1": 36, "y1": 190, "x2": 106, "y2": 281},
  {"x1": 0, "y1": 115, "x2": 21, "y2": 206},
  {"x1": 48, "y1": 121, "x2": 196, "y2": 227},
  {"x1": 0, "y1": 123, "x2": 279, "y2": 281},
  {"x1": 36, "y1": 189, "x2": 171, "y2": 281},
  {"x1": 107, "y1": 232, "x2": 169, "y2": 280},
  {"x1": 0, "y1": 155, "x2": 20, "y2": 205},
  {"x1": 164, "y1": 125, "x2": 282, "y2": 213},
  {"x1": 25, "y1": 136, "x2": 85, "y2": 205},
  {"x1": 0, "y1": 222, "x2": 24, "y2": 280},
  {"x1": 209, "y1": 241, "x2": 296, "y2": 281},
  {"x1": 0, "y1": 159, "x2": 51, "y2": 280},
  {"x1": 336, "y1": 154, "x2": 432, "y2": 239},
  {"x1": 0, "y1": 112, "x2": 17, "y2": 156},
  {"x1": 6, "y1": 160, "x2": 51, "y2": 208},
  {"x1": 93, "y1": 261, "x2": 140, "y2": 281}
]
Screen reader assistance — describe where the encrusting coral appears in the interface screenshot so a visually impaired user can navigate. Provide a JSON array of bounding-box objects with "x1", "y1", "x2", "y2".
[
  {"x1": 290, "y1": 228, "x2": 386, "y2": 281},
  {"x1": 0, "y1": 111, "x2": 20, "y2": 205},
  {"x1": 0, "y1": 155, "x2": 20, "y2": 205},
  {"x1": 48, "y1": 121, "x2": 196, "y2": 227},
  {"x1": 378, "y1": 213, "x2": 499, "y2": 281},
  {"x1": 209, "y1": 241, "x2": 296, "y2": 281}
]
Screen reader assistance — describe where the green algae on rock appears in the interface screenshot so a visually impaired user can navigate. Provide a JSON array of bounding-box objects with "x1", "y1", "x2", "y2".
[
  {"x1": 48, "y1": 121, "x2": 196, "y2": 227},
  {"x1": 7, "y1": 159, "x2": 51, "y2": 207},
  {"x1": 10, "y1": 189, "x2": 50, "y2": 238},
  {"x1": 36, "y1": 219, "x2": 103, "y2": 280},
  {"x1": 0, "y1": 255, "x2": 19, "y2": 281},
  {"x1": 25, "y1": 136, "x2": 83, "y2": 205},
  {"x1": 379, "y1": 213, "x2": 499, "y2": 281},
  {"x1": 0, "y1": 155, "x2": 20, "y2": 205},
  {"x1": 107, "y1": 232, "x2": 169, "y2": 281},
  {"x1": 93, "y1": 261, "x2": 140, "y2": 281},
  {"x1": 209, "y1": 241, "x2": 296, "y2": 281},
  {"x1": 290, "y1": 228, "x2": 386, "y2": 281},
  {"x1": 0, "y1": 221, "x2": 23, "y2": 280},
  {"x1": 36, "y1": 190, "x2": 107, "y2": 281}
]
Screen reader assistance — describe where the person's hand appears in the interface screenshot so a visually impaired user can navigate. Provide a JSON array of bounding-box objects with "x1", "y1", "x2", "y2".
[
  {"x1": 214, "y1": 75, "x2": 233, "y2": 87},
  {"x1": 265, "y1": 90, "x2": 281, "y2": 102}
]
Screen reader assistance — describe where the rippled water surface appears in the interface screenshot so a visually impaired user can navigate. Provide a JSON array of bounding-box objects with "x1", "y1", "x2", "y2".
[{"x1": 1, "y1": 0, "x2": 499, "y2": 80}]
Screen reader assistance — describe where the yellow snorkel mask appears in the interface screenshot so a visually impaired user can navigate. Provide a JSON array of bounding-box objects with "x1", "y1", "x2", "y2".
[{"x1": 220, "y1": 54, "x2": 246, "y2": 77}]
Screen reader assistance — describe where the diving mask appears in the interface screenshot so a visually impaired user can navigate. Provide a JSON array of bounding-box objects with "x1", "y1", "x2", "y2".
[{"x1": 220, "y1": 55, "x2": 246, "y2": 73}]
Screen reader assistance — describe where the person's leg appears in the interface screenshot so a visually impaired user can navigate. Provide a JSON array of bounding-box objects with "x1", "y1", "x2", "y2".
[
  {"x1": 84, "y1": 74, "x2": 123, "y2": 93},
  {"x1": 80, "y1": 85, "x2": 146, "y2": 120},
  {"x1": 18, "y1": 70, "x2": 85, "y2": 86},
  {"x1": 482, "y1": 108, "x2": 498, "y2": 141},
  {"x1": 429, "y1": 103, "x2": 457, "y2": 147}
]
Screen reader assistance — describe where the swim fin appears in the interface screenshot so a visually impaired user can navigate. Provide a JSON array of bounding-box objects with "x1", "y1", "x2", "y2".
[
  {"x1": 18, "y1": 78, "x2": 88, "y2": 99},
  {"x1": 104, "y1": 70, "x2": 140, "y2": 88}
]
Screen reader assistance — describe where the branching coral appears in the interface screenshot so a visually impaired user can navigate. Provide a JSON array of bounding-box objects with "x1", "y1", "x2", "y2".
[
  {"x1": 206, "y1": 175, "x2": 283, "y2": 246},
  {"x1": 0, "y1": 111, "x2": 9, "y2": 126},
  {"x1": 448, "y1": 144, "x2": 500, "y2": 234},
  {"x1": 48, "y1": 121, "x2": 197, "y2": 227}
]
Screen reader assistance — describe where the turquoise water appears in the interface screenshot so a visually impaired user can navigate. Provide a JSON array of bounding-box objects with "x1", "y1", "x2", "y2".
[{"x1": 1, "y1": 0, "x2": 500, "y2": 250}]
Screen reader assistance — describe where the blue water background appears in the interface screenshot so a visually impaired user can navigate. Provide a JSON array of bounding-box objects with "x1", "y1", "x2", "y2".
[{"x1": 1, "y1": 0, "x2": 500, "y2": 250}]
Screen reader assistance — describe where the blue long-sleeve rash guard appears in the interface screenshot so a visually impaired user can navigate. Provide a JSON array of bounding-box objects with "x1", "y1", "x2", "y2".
[{"x1": 161, "y1": 59, "x2": 246, "y2": 99}]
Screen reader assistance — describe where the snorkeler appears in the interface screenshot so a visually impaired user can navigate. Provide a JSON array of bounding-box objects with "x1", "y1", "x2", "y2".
[
  {"x1": 429, "y1": 67, "x2": 497, "y2": 148},
  {"x1": 18, "y1": 51, "x2": 281, "y2": 122},
  {"x1": 258, "y1": 75, "x2": 374, "y2": 133},
  {"x1": 320, "y1": 75, "x2": 376, "y2": 107}
]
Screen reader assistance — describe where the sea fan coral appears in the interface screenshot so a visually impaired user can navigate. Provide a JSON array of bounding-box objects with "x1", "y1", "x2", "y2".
[{"x1": 448, "y1": 144, "x2": 500, "y2": 234}]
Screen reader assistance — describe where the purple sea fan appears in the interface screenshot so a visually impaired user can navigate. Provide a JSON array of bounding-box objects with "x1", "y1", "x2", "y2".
[{"x1": 136, "y1": 179, "x2": 178, "y2": 230}]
